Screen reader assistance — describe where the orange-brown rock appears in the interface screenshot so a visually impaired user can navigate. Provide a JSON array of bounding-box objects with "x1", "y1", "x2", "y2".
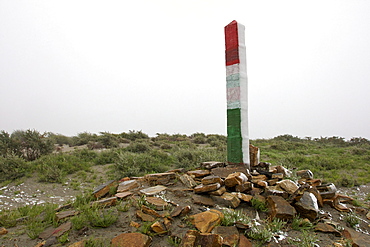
[
  {"x1": 267, "y1": 195, "x2": 296, "y2": 220},
  {"x1": 194, "y1": 233, "x2": 223, "y2": 247},
  {"x1": 67, "y1": 240, "x2": 84, "y2": 247},
  {"x1": 136, "y1": 210, "x2": 156, "y2": 222},
  {"x1": 141, "y1": 205, "x2": 162, "y2": 218},
  {"x1": 151, "y1": 221, "x2": 167, "y2": 234},
  {"x1": 93, "y1": 180, "x2": 118, "y2": 199},
  {"x1": 0, "y1": 227, "x2": 8, "y2": 235},
  {"x1": 117, "y1": 179, "x2": 139, "y2": 192},
  {"x1": 271, "y1": 173, "x2": 284, "y2": 180},
  {"x1": 180, "y1": 230, "x2": 199, "y2": 247},
  {"x1": 144, "y1": 172, "x2": 176, "y2": 185},
  {"x1": 187, "y1": 170, "x2": 211, "y2": 178},
  {"x1": 209, "y1": 186, "x2": 226, "y2": 196},
  {"x1": 221, "y1": 192, "x2": 241, "y2": 208},
  {"x1": 145, "y1": 196, "x2": 168, "y2": 210},
  {"x1": 178, "y1": 174, "x2": 197, "y2": 188},
  {"x1": 251, "y1": 174, "x2": 268, "y2": 183},
  {"x1": 190, "y1": 209, "x2": 224, "y2": 233},
  {"x1": 130, "y1": 221, "x2": 141, "y2": 228},
  {"x1": 249, "y1": 144, "x2": 260, "y2": 167},
  {"x1": 201, "y1": 161, "x2": 225, "y2": 170},
  {"x1": 111, "y1": 232, "x2": 152, "y2": 247},
  {"x1": 238, "y1": 234, "x2": 252, "y2": 247},
  {"x1": 91, "y1": 197, "x2": 117, "y2": 207},
  {"x1": 235, "y1": 182, "x2": 253, "y2": 192},
  {"x1": 139, "y1": 185, "x2": 167, "y2": 196},
  {"x1": 212, "y1": 226, "x2": 239, "y2": 246},
  {"x1": 115, "y1": 191, "x2": 133, "y2": 199},
  {"x1": 314, "y1": 222, "x2": 341, "y2": 237},
  {"x1": 224, "y1": 172, "x2": 248, "y2": 187},
  {"x1": 194, "y1": 183, "x2": 221, "y2": 194},
  {"x1": 232, "y1": 192, "x2": 253, "y2": 203},
  {"x1": 202, "y1": 175, "x2": 222, "y2": 185},
  {"x1": 211, "y1": 167, "x2": 250, "y2": 179},
  {"x1": 277, "y1": 179, "x2": 299, "y2": 194}
]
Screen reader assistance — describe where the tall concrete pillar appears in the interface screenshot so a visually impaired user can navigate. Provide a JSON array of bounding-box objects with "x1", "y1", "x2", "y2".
[{"x1": 225, "y1": 20, "x2": 249, "y2": 168}]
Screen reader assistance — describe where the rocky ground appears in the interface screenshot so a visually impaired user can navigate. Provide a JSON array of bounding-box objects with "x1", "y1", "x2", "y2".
[{"x1": 1, "y1": 162, "x2": 370, "y2": 247}]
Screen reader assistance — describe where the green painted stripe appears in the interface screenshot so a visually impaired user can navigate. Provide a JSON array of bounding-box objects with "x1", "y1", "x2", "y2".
[
  {"x1": 226, "y1": 74, "x2": 240, "y2": 88},
  {"x1": 227, "y1": 108, "x2": 243, "y2": 163}
]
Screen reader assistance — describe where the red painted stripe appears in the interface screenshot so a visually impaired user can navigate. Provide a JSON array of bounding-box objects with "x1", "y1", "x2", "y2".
[
  {"x1": 225, "y1": 20, "x2": 238, "y2": 50},
  {"x1": 225, "y1": 20, "x2": 239, "y2": 65}
]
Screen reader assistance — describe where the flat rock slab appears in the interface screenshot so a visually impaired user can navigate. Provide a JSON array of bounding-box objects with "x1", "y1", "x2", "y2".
[
  {"x1": 93, "y1": 180, "x2": 118, "y2": 199},
  {"x1": 139, "y1": 185, "x2": 167, "y2": 196},
  {"x1": 55, "y1": 210, "x2": 79, "y2": 221},
  {"x1": 144, "y1": 172, "x2": 176, "y2": 185},
  {"x1": 190, "y1": 209, "x2": 224, "y2": 233},
  {"x1": 211, "y1": 167, "x2": 249, "y2": 179},
  {"x1": 212, "y1": 226, "x2": 239, "y2": 247},
  {"x1": 117, "y1": 180, "x2": 140, "y2": 193},
  {"x1": 39, "y1": 221, "x2": 72, "y2": 239},
  {"x1": 201, "y1": 161, "x2": 225, "y2": 169},
  {"x1": 115, "y1": 191, "x2": 133, "y2": 199},
  {"x1": 136, "y1": 210, "x2": 156, "y2": 222},
  {"x1": 111, "y1": 232, "x2": 152, "y2": 247},
  {"x1": 314, "y1": 222, "x2": 341, "y2": 237},
  {"x1": 187, "y1": 170, "x2": 211, "y2": 178},
  {"x1": 194, "y1": 233, "x2": 223, "y2": 247},
  {"x1": 91, "y1": 197, "x2": 117, "y2": 207},
  {"x1": 178, "y1": 174, "x2": 197, "y2": 188},
  {"x1": 202, "y1": 175, "x2": 223, "y2": 185},
  {"x1": 145, "y1": 196, "x2": 168, "y2": 210},
  {"x1": 194, "y1": 183, "x2": 221, "y2": 194}
]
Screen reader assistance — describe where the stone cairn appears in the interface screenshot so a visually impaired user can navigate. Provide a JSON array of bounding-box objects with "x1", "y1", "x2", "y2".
[{"x1": 10, "y1": 145, "x2": 368, "y2": 247}]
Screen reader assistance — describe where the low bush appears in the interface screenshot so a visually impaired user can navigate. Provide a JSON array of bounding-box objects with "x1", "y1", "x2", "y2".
[{"x1": 0, "y1": 155, "x2": 28, "y2": 182}]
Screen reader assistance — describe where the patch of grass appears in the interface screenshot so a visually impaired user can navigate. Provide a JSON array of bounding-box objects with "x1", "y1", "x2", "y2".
[
  {"x1": 221, "y1": 208, "x2": 251, "y2": 226},
  {"x1": 71, "y1": 213, "x2": 89, "y2": 230},
  {"x1": 291, "y1": 215, "x2": 314, "y2": 231},
  {"x1": 251, "y1": 198, "x2": 268, "y2": 212},
  {"x1": 0, "y1": 210, "x2": 19, "y2": 228},
  {"x1": 116, "y1": 200, "x2": 132, "y2": 212},
  {"x1": 246, "y1": 224, "x2": 273, "y2": 244},
  {"x1": 58, "y1": 232, "x2": 69, "y2": 244},
  {"x1": 287, "y1": 230, "x2": 318, "y2": 247},
  {"x1": 85, "y1": 237, "x2": 110, "y2": 247},
  {"x1": 25, "y1": 219, "x2": 46, "y2": 239},
  {"x1": 167, "y1": 236, "x2": 182, "y2": 246},
  {"x1": 87, "y1": 207, "x2": 118, "y2": 228},
  {"x1": 344, "y1": 212, "x2": 360, "y2": 229},
  {"x1": 267, "y1": 218, "x2": 287, "y2": 233}
]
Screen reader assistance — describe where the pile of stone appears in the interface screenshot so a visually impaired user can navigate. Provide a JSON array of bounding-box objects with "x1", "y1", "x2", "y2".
[{"x1": 3, "y1": 156, "x2": 370, "y2": 246}]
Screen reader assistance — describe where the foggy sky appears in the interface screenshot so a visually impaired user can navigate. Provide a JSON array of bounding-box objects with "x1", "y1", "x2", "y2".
[{"x1": 1, "y1": 0, "x2": 369, "y2": 139}]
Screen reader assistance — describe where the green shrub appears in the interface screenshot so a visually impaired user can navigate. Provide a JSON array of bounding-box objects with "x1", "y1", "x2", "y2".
[
  {"x1": 94, "y1": 150, "x2": 118, "y2": 165},
  {"x1": 34, "y1": 153, "x2": 92, "y2": 183},
  {"x1": 113, "y1": 151, "x2": 170, "y2": 178},
  {"x1": 126, "y1": 141, "x2": 151, "y2": 153},
  {"x1": 87, "y1": 208, "x2": 118, "y2": 228},
  {"x1": 0, "y1": 155, "x2": 27, "y2": 182},
  {"x1": 10, "y1": 129, "x2": 54, "y2": 161}
]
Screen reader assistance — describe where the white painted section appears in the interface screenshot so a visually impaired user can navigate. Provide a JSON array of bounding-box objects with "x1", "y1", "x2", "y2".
[
  {"x1": 226, "y1": 63, "x2": 240, "y2": 76},
  {"x1": 237, "y1": 22, "x2": 250, "y2": 165}
]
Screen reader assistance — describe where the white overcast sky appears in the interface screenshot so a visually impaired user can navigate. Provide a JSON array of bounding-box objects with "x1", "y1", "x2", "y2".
[{"x1": 1, "y1": 0, "x2": 369, "y2": 139}]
